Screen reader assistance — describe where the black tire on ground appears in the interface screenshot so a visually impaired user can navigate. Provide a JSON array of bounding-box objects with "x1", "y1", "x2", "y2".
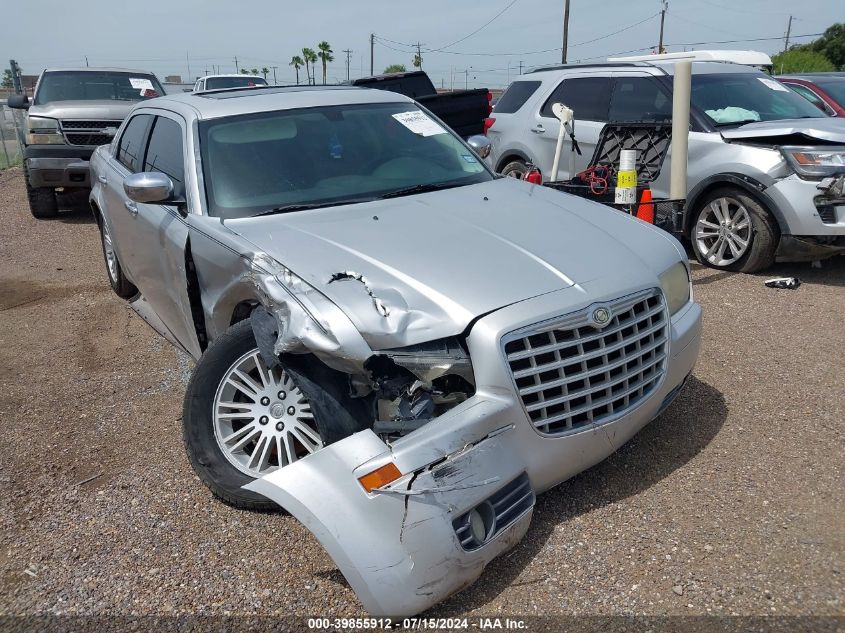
[
  {"x1": 689, "y1": 187, "x2": 779, "y2": 273},
  {"x1": 500, "y1": 159, "x2": 529, "y2": 179},
  {"x1": 182, "y1": 319, "x2": 372, "y2": 511},
  {"x1": 23, "y1": 164, "x2": 58, "y2": 219},
  {"x1": 96, "y1": 215, "x2": 137, "y2": 299}
]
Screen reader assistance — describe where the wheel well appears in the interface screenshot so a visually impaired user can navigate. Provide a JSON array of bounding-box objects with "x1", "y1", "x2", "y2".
[
  {"x1": 496, "y1": 152, "x2": 531, "y2": 173},
  {"x1": 230, "y1": 300, "x2": 258, "y2": 326},
  {"x1": 685, "y1": 178, "x2": 781, "y2": 234}
]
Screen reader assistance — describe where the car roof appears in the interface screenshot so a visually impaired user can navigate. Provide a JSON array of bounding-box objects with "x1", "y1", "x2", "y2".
[
  {"x1": 42, "y1": 67, "x2": 158, "y2": 75},
  {"x1": 198, "y1": 74, "x2": 265, "y2": 80},
  {"x1": 140, "y1": 85, "x2": 414, "y2": 120},
  {"x1": 779, "y1": 74, "x2": 845, "y2": 82},
  {"x1": 526, "y1": 60, "x2": 760, "y2": 78}
]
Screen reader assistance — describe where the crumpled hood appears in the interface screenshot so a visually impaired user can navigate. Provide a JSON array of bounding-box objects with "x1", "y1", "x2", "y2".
[
  {"x1": 28, "y1": 100, "x2": 135, "y2": 122},
  {"x1": 227, "y1": 178, "x2": 682, "y2": 348},
  {"x1": 720, "y1": 117, "x2": 845, "y2": 144}
]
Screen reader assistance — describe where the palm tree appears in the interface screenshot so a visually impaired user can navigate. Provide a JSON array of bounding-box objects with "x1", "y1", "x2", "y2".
[
  {"x1": 302, "y1": 48, "x2": 317, "y2": 85},
  {"x1": 317, "y1": 41, "x2": 334, "y2": 85},
  {"x1": 413, "y1": 53, "x2": 423, "y2": 70},
  {"x1": 250, "y1": 68, "x2": 259, "y2": 76},
  {"x1": 290, "y1": 55, "x2": 304, "y2": 85},
  {"x1": 260, "y1": 67, "x2": 270, "y2": 81}
]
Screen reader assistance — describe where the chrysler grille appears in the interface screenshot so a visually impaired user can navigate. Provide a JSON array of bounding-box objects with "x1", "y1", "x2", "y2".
[{"x1": 504, "y1": 289, "x2": 668, "y2": 436}]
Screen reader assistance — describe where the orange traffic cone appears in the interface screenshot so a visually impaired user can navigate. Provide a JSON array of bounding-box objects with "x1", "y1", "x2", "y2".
[{"x1": 636, "y1": 188, "x2": 655, "y2": 224}]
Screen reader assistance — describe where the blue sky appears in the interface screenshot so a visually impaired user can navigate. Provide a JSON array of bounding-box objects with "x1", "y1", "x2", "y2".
[{"x1": 5, "y1": 0, "x2": 841, "y2": 87}]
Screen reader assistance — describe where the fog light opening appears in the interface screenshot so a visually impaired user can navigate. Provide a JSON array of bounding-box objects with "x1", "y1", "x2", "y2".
[{"x1": 468, "y1": 500, "x2": 496, "y2": 546}]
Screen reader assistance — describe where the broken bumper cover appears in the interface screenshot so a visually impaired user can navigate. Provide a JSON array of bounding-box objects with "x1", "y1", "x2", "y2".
[{"x1": 245, "y1": 285, "x2": 702, "y2": 616}]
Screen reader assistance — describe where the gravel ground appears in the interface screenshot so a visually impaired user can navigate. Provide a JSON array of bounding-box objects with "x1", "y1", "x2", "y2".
[{"x1": 0, "y1": 166, "x2": 843, "y2": 627}]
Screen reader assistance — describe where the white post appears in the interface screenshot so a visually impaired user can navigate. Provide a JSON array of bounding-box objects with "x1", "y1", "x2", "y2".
[
  {"x1": 670, "y1": 60, "x2": 691, "y2": 200},
  {"x1": 550, "y1": 103, "x2": 574, "y2": 182}
]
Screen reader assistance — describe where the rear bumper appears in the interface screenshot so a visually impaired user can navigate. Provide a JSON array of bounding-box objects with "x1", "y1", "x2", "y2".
[
  {"x1": 24, "y1": 146, "x2": 96, "y2": 189},
  {"x1": 246, "y1": 286, "x2": 703, "y2": 616}
]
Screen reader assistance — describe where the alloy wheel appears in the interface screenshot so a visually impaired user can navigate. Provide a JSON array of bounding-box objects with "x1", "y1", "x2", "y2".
[
  {"x1": 102, "y1": 221, "x2": 118, "y2": 283},
  {"x1": 694, "y1": 197, "x2": 752, "y2": 267},
  {"x1": 213, "y1": 349, "x2": 323, "y2": 478}
]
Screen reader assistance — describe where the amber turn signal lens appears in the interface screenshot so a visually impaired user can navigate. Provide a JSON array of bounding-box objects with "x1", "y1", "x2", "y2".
[{"x1": 358, "y1": 463, "x2": 402, "y2": 492}]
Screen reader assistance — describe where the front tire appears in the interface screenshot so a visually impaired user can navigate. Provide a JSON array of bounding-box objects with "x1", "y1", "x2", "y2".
[
  {"x1": 23, "y1": 164, "x2": 58, "y2": 219},
  {"x1": 690, "y1": 188, "x2": 778, "y2": 273},
  {"x1": 182, "y1": 320, "x2": 326, "y2": 511}
]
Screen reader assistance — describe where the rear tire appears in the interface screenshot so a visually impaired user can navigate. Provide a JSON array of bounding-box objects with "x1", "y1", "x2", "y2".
[
  {"x1": 23, "y1": 164, "x2": 58, "y2": 219},
  {"x1": 500, "y1": 159, "x2": 529, "y2": 180},
  {"x1": 97, "y1": 215, "x2": 137, "y2": 299},
  {"x1": 690, "y1": 187, "x2": 778, "y2": 273}
]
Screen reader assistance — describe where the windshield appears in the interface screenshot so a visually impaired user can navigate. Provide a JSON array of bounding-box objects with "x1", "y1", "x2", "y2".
[
  {"x1": 198, "y1": 102, "x2": 492, "y2": 219},
  {"x1": 34, "y1": 71, "x2": 164, "y2": 104},
  {"x1": 691, "y1": 73, "x2": 825, "y2": 126},
  {"x1": 205, "y1": 76, "x2": 268, "y2": 90},
  {"x1": 816, "y1": 80, "x2": 845, "y2": 106}
]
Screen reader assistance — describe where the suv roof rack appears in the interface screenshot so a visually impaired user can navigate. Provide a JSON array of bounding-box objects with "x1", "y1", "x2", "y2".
[{"x1": 526, "y1": 61, "x2": 649, "y2": 74}]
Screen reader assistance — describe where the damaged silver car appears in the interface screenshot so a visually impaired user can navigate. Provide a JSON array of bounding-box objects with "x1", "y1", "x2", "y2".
[{"x1": 89, "y1": 85, "x2": 702, "y2": 616}]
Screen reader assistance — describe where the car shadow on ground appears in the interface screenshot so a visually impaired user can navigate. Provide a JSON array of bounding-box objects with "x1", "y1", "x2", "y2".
[
  {"x1": 55, "y1": 190, "x2": 95, "y2": 224},
  {"x1": 425, "y1": 374, "x2": 727, "y2": 615}
]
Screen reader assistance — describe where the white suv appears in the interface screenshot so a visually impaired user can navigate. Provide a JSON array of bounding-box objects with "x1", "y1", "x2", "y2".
[{"x1": 487, "y1": 61, "x2": 845, "y2": 272}]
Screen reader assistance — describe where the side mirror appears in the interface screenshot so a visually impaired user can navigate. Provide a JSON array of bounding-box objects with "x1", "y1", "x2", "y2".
[
  {"x1": 7, "y1": 94, "x2": 29, "y2": 109},
  {"x1": 123, "y1": 172, "x2": 175, "y2": 204},
  {"x1": 467, "y1": 135, "x2": 492, "y2": 159}
]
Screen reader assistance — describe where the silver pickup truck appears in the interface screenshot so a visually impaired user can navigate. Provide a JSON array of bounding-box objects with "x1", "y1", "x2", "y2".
[
  {"x1": 8, "y1": 67, "x2": 165, "y2": 218},
  {"x1": 89, "y1": 85, "x2": 702, "y2": 616}
]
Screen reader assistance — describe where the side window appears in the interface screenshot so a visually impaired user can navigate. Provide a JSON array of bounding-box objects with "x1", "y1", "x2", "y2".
[
  {"x1": 495, "y1": 81, "x2": 542, "y2": 114},
  {"x1": 540, "y1": 77, "x2": 612, "y2": 121},
  {"x1": 143, "y1": 116, "x2": 185, "y2": 195},
  {"x1": 609, "y1": 77, "x2": 672, "y2": 122},
  {"x1": 786, "y1": 84, "x2": 829, "y2": 113},
  {"x1": 116, "y1": 114, "x2": 152, "y2": 172}
]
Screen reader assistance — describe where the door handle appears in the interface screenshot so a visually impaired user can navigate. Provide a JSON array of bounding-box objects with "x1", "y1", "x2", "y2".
[
  {"x1": 531, "y1": 125, "x2": 545, "y2": 134},
  {"x1": 97, "y1": 174, "x2": 108, "y2": 184},
  {"x1": 124, "y1": 200, "x2": 138, "y2": 215}
]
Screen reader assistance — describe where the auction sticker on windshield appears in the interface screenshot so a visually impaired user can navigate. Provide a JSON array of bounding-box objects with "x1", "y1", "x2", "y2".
[
  {"x1": 758, "y1": 77, "x2": 790, "y2": 92},
  {"x1": 129, "y1": 77, "x2": 155, "y2": 94},
  {"x1": 392, "y1": 110, "x2": 447, "y2": 136}
]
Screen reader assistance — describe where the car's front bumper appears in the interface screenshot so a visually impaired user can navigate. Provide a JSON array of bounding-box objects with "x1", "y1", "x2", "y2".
[
  {"x1": 246, "y1": 283, "x2": 702, "y2": 616},
  {"x1": 24, "y1": 146, "x2": 95, "y2": 188}
]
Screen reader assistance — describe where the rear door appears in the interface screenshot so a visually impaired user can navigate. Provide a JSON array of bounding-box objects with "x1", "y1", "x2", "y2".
[
  {"x1": 528, "y1": 75, "x2": 612, "y2": 180},
  {"x1": 106, "y1": 111, "x2": 201, "y2": 357}
]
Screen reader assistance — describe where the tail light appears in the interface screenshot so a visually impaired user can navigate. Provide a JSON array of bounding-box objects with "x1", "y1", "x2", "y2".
[
  {"x1": 483, "y1": 117, "x2": 496, "y2": 135},
  {"x1": 487, "y1": 90, "x2": 493, "y2": 115},
  {"x1": 525, "y1": 168, "x2": 542, "y2": 184}
]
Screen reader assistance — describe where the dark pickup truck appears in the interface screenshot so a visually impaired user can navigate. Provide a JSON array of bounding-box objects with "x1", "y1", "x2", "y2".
[{"x1": 351, "y1": 71, "x2": 491, "y2": 138}]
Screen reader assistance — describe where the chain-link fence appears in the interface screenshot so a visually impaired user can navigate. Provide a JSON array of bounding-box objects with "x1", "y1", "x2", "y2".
[{"x1": 0, "y1": 102, "x2": 25, "y2": 170}]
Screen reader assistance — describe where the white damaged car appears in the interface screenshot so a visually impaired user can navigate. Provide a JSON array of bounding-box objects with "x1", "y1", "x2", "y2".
[{"x1": 89, "y1": 85, "x2": 702, "y2": 616}]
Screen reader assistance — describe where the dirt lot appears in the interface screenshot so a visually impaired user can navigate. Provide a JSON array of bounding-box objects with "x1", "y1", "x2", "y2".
[{"x1": 0, "y1": 166, "x2": 843, "y2": 625}]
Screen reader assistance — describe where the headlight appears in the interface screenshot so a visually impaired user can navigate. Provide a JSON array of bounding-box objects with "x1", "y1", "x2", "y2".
[
  {"x1": 659, "y1": 261, "x2": 691, "y2": 316},
  {"x1": 26, "y1": 116, "x2": 64, "y2": 145},
  {"x1": 781, "y1": 146, "x2": 845, "y2": 179}
]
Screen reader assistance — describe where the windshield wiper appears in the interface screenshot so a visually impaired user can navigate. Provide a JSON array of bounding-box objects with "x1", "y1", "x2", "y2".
[
  {"x1": 253, "y1": 198, "x2": 372, "y2": 218},
  {"x1": 714, "y1": 119, "x2": 761, "y2": 127},
  {"x1": 378, "y1": 181, "x2": 465, "y2": 199}
]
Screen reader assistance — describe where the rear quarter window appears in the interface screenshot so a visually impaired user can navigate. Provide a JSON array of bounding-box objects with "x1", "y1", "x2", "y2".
[{"x1": 494, "y1": 81, "x2": 542, "y2": 114}]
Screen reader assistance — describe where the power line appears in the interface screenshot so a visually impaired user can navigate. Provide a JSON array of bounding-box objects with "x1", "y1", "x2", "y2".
[{"x1": 431, "y1": 0, "x2": 520, "y2": 51}]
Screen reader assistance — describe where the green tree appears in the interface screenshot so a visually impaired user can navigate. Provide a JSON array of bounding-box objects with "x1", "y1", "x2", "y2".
[
  {"x1": 1, "y1": 69, "x2": 13, "y2": 89},
  {"x1": 302, "y1": 48, "x2": 318, "y2": 85},
  {"x1": 772, "y1": 49, "x2": 835, "y2": 74},
  {"x1": 240, "y1": 69, "x2": 251, "y2": 75},
  {"x1": 290, "y1": 55, "x2": 304, "y2": 85},
  {"x1": 810, "y1": 23, "x2": 845, "y2": 70},
  {"x1": 384, "y1": 64, "x2": 407, "y2": 74},
  {"x1": 412, "y1": 53, "x2": 423, "y2": 70},
  {"x1": 317, "y1": 41, "x2": 334, "y2": 85},
  {"x1": 250, "y1": 68, "x2": 259, "y2": 76},
  {"x1": 260, "y1": 67, "x2": 270, "y2": 81}
]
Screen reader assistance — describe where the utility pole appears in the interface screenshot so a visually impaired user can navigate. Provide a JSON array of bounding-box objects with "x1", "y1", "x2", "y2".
[
  {"x1": 561, "y1": 0, "x2": 570, "y2": 63},
  {"x1": 234, "y1": 56, "x2": 239, "y2": 73},
  {"x1": 519, "y1": 60, "x2": 524, "y2": 75},
  {"x1": 658, "y1": 0, "x2": 668, "y2": 54},
  {"x1": 9, "y1": 59, "x2": 22, "y2": 94},
  {"x1": 783, "y1": 15, "x2": 793, "y2": 52},
  {"x1": 343, "y1": 49, "x2": 352, "y2": 81},
  {"x1": 414, "y1": 42, "x2": 423, "y2": 70},
  {"x1": 370, "y1": 34, "x2": 375, "y2": 76},
  {"x1": 271, "y1": 65, "x2": 278, "y2": 84},
  {"x1": 464, "y1": 67, "x2": 473, "y2": 89},
  {"x1": 186, "y1": 51, "x2": 191, "y2": 81}
]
